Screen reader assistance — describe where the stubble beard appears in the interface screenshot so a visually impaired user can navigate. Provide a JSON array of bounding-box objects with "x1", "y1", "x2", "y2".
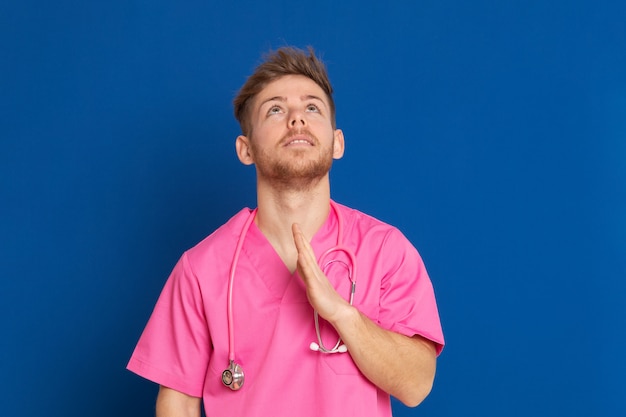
[{"x1": 251, "y1": 131, "x2": 334, "y2": 192}]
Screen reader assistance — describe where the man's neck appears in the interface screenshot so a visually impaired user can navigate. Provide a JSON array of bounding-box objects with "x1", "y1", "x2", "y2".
[{"x1": 254, "y1": 177, "x2": 332, "y2": 272}]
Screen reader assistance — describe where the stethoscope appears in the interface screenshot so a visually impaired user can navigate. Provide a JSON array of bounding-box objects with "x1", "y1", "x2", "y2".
[{"x1": 221, "y1": 201, "x2": 357, "y2": 391}]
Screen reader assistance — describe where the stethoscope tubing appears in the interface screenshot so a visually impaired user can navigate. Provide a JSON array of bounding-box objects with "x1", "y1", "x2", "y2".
[
  {"x1": 314, "y1": 244, "x2": 357, "y2": 353},
  {"x1": 226, "y1": 208, "x2": 258, "y2": 363},
  {"x1": 225, "y1": 201, "x2": 356, "y2": 365}
]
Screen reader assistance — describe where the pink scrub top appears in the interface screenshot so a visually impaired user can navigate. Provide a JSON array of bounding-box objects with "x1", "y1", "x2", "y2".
[{"x1": 127, "y1": 201, "x2": 444, "y2": 417}]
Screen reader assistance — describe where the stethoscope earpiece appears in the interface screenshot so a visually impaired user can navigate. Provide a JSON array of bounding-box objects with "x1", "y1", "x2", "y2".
[{"x1": 310, "y1": 341, "x2": 348, "y2": 353}]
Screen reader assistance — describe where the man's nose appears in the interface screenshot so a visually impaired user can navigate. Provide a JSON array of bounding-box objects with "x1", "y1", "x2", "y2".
[{"x1": 289, "y1": 110, "x2": 306, "y2": 127}]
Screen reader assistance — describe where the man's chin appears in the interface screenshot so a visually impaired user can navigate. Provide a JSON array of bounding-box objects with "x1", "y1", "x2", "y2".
[{"x1": 261, "y1": 166, "x2": 331, "y2": 191}]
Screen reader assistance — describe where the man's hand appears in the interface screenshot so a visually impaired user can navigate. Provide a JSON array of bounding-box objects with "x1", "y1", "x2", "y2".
[
  {"x1": 292, "y1": 223, "x2": 351, "y2": 325},
  {"x1": 291, "y1": 223, "x2": 436, "y2": 407}
]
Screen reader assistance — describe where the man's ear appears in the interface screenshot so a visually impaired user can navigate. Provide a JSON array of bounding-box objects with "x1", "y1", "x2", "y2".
[
  {"x1": 235, "y1": 135, "x2": 254, "y2": 165},
  {"x1": 332, "y1": 129, "x2": 345, "y2": 160}
]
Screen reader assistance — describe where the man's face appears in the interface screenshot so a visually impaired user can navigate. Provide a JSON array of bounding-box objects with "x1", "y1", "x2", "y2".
[{"x1": 237, "y1": 74, "x2": 344, "y2": 190}]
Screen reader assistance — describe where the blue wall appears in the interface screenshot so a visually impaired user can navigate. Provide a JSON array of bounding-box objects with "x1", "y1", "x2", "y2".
[{"x1": 1, "y1": 1, "x2": 624, "y2": 416}]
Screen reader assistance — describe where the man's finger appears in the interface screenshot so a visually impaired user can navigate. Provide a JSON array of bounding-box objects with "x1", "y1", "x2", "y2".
[
  {"x1": 292, "y1": 224, "x2": 314, "y2": 259},
  {"x1": 292, "y1": 223, "x2": 321, "y2": 280}
]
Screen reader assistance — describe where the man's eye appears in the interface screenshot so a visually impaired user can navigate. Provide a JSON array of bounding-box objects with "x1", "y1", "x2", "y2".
[
  {"x1": 268, "y1": 106, "x2": 282, "y2": 115},
  {"x1": 306, "y1": 104, "x2": 320, "y2": 112}
]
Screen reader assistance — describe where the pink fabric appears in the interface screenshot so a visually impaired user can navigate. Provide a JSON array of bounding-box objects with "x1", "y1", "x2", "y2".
[{"x1": 127, "y1": 202, "x2": 444, "y2": 416}]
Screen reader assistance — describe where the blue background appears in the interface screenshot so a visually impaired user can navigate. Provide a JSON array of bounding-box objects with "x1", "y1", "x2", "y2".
[{"x1": 1, "y1": 1, "x2": 625, "y2": 416}]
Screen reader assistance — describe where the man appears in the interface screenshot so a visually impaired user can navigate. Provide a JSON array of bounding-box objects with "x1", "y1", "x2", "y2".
[{"x1": 127, "y1": 46, "x2": 444, "y2": 417}]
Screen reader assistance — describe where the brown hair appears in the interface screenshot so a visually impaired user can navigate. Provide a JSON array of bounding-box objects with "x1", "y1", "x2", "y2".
[{"x1": 233, "y1": 46, "x2": 335, "y2": 136}]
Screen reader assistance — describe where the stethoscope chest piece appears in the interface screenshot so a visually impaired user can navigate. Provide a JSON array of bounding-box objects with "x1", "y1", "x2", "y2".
[{"x1": 222, "y1": 360, "x2": 244, "y2": 390}]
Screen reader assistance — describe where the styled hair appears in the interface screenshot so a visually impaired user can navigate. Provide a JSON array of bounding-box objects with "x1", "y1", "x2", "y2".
[{"x1": 233, "y1": 46, "x2": 335, "y2": 136}]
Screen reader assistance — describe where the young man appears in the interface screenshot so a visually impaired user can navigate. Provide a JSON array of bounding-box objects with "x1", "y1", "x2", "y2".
[{"x1": 127, "y1": 46, "x2": 444, "y2": 417}]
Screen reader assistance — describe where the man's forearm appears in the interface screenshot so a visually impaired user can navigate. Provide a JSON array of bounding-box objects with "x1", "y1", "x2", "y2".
[
  {"x1": 156, "y1": 386, "x2": 202, "y2": 417},
  {"x1": 332, "y1": 306, "x2": 437, "y2": 407}
]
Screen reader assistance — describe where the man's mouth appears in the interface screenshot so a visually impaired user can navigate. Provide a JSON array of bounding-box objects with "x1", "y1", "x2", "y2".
[
  {"x1": 283, "y1": 132, "x2": 315, "y2": 146},
  {"x1": 286, "y1": 138, "x2": 313, "y2": 146}
]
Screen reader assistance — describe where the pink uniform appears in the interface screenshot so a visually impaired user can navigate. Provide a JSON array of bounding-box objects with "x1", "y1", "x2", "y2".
[{"x1": 127, "y1": 201, "x2": 444, "y2": 416}]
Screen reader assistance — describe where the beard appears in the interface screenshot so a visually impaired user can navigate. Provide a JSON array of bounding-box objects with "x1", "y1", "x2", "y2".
[{"x1": 250, "y1": 130, "x2": 334, "y2": 191}]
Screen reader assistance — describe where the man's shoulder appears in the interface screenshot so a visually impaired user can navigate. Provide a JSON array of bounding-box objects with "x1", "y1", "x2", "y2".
[
  {"x1": 334, "y1": 201, "x2": 416, "y2": 251},
  {"x1": 334, "y1": 201, "x2": 396, "y2": 231},
  {"x1": 186, "y1": 207, "x2": 253, "y2": 258}
]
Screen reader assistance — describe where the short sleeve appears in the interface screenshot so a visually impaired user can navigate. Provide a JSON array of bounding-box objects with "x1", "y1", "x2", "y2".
[
  {"x1": 377, "y1": 228, "x2": 444, "y2": 355},
  {"x1": 127, "y1": 252, "x2": 211, "y2": 396}
]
